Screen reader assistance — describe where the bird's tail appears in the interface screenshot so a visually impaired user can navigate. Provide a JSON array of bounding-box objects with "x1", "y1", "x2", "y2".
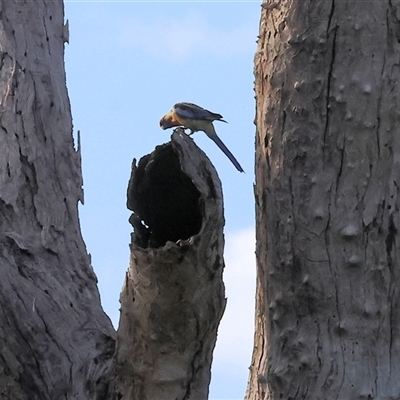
[{"x1": 210, "y1": 133, "x2": 244, "y2": 173}]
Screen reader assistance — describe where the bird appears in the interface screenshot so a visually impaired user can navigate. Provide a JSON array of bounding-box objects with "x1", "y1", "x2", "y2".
[{"x1": 159, "y1": 102, "x2": 244, "y2": 173}]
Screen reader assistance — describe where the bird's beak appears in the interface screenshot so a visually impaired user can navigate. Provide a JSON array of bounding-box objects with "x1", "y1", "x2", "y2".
[{"x1": 159, "y1": 115, "x2": 175, "y2": 130}]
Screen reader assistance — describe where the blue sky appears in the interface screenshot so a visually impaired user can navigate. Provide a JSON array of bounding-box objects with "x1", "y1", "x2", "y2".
[{"x1": 64, "y1": 2, "x2": 260, "y2": 399}]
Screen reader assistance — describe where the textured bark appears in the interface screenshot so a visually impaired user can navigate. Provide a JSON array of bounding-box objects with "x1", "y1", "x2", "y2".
[
  {"x1": 108, "y1": 130, "x2": 226, "y2": 400},
  {"x1": 248, "y1": 1, "x2": 400, "y2": 399},
  {"x1": 0, "y1": 1, "x2": 228, "y2": 399},
  {"x1": 0, "y1": 1, "x2": 115, "y2": 399}
]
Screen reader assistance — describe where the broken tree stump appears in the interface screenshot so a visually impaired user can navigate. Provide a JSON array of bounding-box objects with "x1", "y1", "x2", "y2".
[{"x1": 112, "y1": 129, "x2": 227, "y2": 400}]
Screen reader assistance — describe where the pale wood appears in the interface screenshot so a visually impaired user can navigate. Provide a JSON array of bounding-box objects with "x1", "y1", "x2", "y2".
[
  {"x1": 109, "y1": 129, "x2": 226, "y2": 400},
  {"x1": 247, "y1": 1, "x2": 400, "y2": 399},
  {"x1": 0, "y1": 1, "x2": 115, "y2": 398},
  {"x1": 0, "y1": 1, "x2": 228, "y2": 398}
]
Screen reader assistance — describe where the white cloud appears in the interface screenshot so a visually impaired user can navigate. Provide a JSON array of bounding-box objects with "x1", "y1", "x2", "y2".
[{"x1": 118, "y1": 11, "x2": 256, "y2": 61}]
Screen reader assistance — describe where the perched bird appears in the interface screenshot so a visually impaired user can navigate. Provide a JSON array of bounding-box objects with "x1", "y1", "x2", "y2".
[{"x1": 159, "y1": 102, "x2": 244, "y2": 173}]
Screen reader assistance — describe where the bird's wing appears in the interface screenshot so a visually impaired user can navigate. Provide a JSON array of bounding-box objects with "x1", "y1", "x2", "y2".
[{"x1": 174, "y1": 102, "x2": 226, "y2": 123}]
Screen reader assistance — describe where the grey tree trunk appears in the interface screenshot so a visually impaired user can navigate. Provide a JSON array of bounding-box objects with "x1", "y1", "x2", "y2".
[
  {"x1": 108, "y1": 130, "x2": 226, "y2": 400},
  {"x1": 0, "y1": 0, "x2": 115, "y2": 399},
  {"x1": 0, "y1": 1, "x2": 226, "y2": 398},
  {"x1": 247, "y1": 1, "x2": 400, "y2": 399}
]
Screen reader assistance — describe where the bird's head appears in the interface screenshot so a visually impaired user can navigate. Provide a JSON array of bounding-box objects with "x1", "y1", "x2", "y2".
[{"x1": 159, "y1": 110, "x2": 180, "y2": 130}]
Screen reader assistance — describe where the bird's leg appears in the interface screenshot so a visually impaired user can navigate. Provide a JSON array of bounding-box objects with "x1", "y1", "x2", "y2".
[
  {"x1": 180, "y1": 127, "x2": 194, "y2": 136},
  {"x1": 174, "y1": 127, "x2": 194, "y2": 136},
  {"x1": 173, "y1": 127, "x2": 187, "y2": 136}
]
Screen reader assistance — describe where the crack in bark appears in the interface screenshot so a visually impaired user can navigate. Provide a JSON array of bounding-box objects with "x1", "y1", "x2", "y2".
[
  {"x1": 375, "y1": 45, "x2": 387, "y2": 160},
  {"x1": 324, "y1": 179, "x2": 346, "y2": 399},
  {"x1": 182, "y1": 339, "x2": 203, "y2": 400},
  {"x1": 42, "y1": 2, "x2": 51, "y2": 56},
  {"x1": 385, "y1": 209, "x2": 397, "y2": 397},
  {"x1": 375, "y1": 95, "x2": 383, "y2": 159},
  {"x1": 335, "y1": 140, "x2": 345, "y2": 203},
  {"x1": 388, "y1": 0, "x2": 400, "y2": 43},
  {"x1": 289, "y1": 175, "x2": 296, "y2": 253},
  {"x1": 321, "y1": 4, "x2": 350, "y2": 394},
  {"x1": 323, "y1": 0, "x2": 337, "y2": 156}
]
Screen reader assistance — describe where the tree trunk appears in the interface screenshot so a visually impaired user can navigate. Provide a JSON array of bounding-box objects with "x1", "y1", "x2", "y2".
[
  {"x1": 248, "y1": 1, "x2": 400, "y2": 399},
  {"x1": 0, "y1": 1, "x2": 115, "y2": 398},
  {"x1": 109, "y1": 130, "x2": 226, "y2": 400},
  {"x1": 0, "y1": 2, "x2": 227, "y2": 395}
]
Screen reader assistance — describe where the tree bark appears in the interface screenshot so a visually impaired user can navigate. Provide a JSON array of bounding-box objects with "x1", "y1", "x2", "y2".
[
  {"x1": 108, "y1": 130, "x2": 226, "y2": 400},
  {"x1": 0, "y1": 1, "x2": 115, "y2": 399},
  {"x1": 0, "y1": 0, "x2": 228, "y2": 398},
  {"x1": 248, "y1": 1, "x2": 400, "y2": 399},
  {"x1": 0, "y1": 2, "x2": 227, "y2": 398}
]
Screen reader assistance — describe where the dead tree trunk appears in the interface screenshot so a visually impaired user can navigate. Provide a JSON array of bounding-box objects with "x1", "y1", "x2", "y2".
[
  {"x1": 0, "y1": 1, "x2": 115, "y2": 398},
  {"x1": 247, "y1": 1, "x2": 400, "y2": 399},
  {"x1": 0, "y1": 1, "x2": 227, "y2": 396},
  {"x1": 108, "y1": 130, "x2": 226, "y2": 400}
]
